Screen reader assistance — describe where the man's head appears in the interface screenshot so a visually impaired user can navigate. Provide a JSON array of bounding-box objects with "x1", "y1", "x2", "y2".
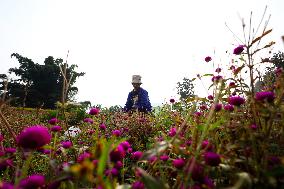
[{"x1": 132, "y1": 75, "x2": 142, "y2": 91}]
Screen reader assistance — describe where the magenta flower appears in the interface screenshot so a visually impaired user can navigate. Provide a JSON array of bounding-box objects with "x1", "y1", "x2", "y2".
[
  {"x1": 0, "y1": 159, "x2": 13, "y2": 172},
  {"x1": 168, "y1": 127, "x2": 177, "y2": 137},
  {"x1": 17, "y1": 125, "x2": 51, "y2": 149},
  {"x1": 99, "y1": 123, "x2": 106, "y2": 130},
  {"x1": 89, "y1": 108, "x2": 100, "y2": 115},
  {"x1": 215, "y1": 67, "x2": 222, "y2": 73},
  {"x1": 250, "y1": 124, "x2": 258, "y2": 130},
  {"x1": 51, "y1": 125, "x2": 62, "y2": 132},
  {"x1": 211, "y1": 75, "x2": 223, "y2": 82},
  {"x1": 160, "y1": 155, "x2": 169, "y2": 161},
  {"x1": 5, "y1": 148, "x2": 16, "y2": 154},
  {"x1": 207, "y1": 95, "x2": 214, "y2": 100},
  {"x1": 112, "y1": 130, "x2": 121, "y2": 137},
  {"x1": 204, "y1": 152, "x2": 221, "y2": 166},
  {"x1": 170, "y1": 98, "x2": 175, "y2": 103},
  {"x1": 229, "y1": 82, "x2": 236, "y2": 87},
  {"x1": 233, "y1": 45, "x2": 245, "y2": 55},
  {"x1": 213, "y1": 103, "x2": 222, "y2": 112},
  {"x1": 224, "y1": 104, "x2": 234, "y2": 111},
  {"x1": 132, "y1": 181, "x2": 145, "y2": 189},
  {"x1": 19, "y1": 174, "x2": 45, "y2": 189},
  {"x1": 110, "y1": 145, "x2": 125, "y2": 162},
  {"x1": 114, "y1": 161, "x2": 123, "y2": 169},
  {"x1": 0, "y1": 182, "x2": 13, "y2": 189},
  {"x1": 105, "y1": 167, "x2": 119, "y2": 177},
  {"x1": 203, "y1": 176, "x2": 215, "y2": 189},
  {"x1": 255, "y1": 91, "x2": 275, "y2": 103},
  {"x1": 131, "y1": 151, "x2": 143, "y2": 160},
  {"x1": 205, "y1": 56, "x2": 212, "y2": 62},
  {"x1": 119, "y1": 141, "x2": 131, "y2": 151},
  {"x1": 228, "y1": 96, "x2": 245, "y2": 106},
  {"x1": 202, "y1": 140, "x2": 213, "y2": 151},
  {"x1": 61, "y1": 141, "x2": 73, "y2": 149},
  {"x1": 275, "y1": 67, "x2": 283, "y2": 76},
  {"x1": 172, "y1": 158, "x2": 185, "y2": 169},
  {"x1": 200, "y1": 104, "x2": 208, "y2": 110},
  {"x1": 48, "y1": 118, "x2": 59, "y2": 125},
  {"x1": 77, "y1": 152, "x2": 91, "y2": 162},
  {"x1": 194, "y1": 112, "x2": 202, "y2": 117},
  {"x1": 83, "y1": 118, "x2": 93, "y2": 124}
]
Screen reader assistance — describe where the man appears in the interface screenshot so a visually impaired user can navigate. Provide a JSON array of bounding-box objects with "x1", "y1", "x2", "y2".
[{"x1": 124, "y1": 75, "x2": 152, "y2": 113}]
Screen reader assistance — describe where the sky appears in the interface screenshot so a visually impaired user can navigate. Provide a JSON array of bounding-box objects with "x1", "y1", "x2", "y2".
[{"x1": 0, "y1": 0, "x2": 283, "y2": 107}]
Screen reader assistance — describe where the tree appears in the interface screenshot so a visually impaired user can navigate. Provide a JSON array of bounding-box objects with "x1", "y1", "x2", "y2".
[
  {"x1": 176, "y1": 77, "x2": 195, "y2": 101},
  {"x1": 1, "y1": 53, "x2": 85, "y2": 109}
]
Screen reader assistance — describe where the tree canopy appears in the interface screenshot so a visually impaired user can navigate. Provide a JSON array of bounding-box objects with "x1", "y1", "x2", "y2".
[{"x1": 0, "y1": 53, "x2": 85, "y2": 109}]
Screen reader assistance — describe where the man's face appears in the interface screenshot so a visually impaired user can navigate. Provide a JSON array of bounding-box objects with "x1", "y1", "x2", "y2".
[{"x1": 132, "y1": 83, "x2": 141, "y2": 91}]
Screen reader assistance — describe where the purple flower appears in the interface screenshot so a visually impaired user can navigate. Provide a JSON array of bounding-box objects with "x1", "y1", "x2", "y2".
[
  {"x1": 0, "y1": 133, "x2": 4, "y2": 142},
  {"x1": 224, "y1": 104, "x2": 234, "y2": 111},
  {"x1": 172, "y1": 158, "x2": 185, "y2": 169},
  {"x1": 228, "y1": 96, "x2": 245, "y2": 106},
  {"x1": 77, "y1": 152, "x2": 91, "y2": 162},
  {"x1": 119, "y1": 141, "x2": 131, "y2": 151},
  {"x1": 275, "y1": 67, "x2": 283, "y2": 76},
  {"x1": 250, "y1": 124, "x2": 258, "y2": 130},
  {"x1": 255, "y1": 91, "x2": 275, "y2": 103},
  {"x1": 205, "y1": 56, "x2": 212, "y2": 62},
  {"x1": 160, "y1": 155, "x2": 169, "y2": 161},
  {"x1": 132, "y1": 181, "x2": 145, "y2": 189},
  {"x1": 51, "y1": 125, "x2": 62, "y2": 132},
  {"x1": 170, "y1": 98, "x2": 175, "y2": 103},
  {"x1": 112, "y1": 130, "x2": 121, "y2": 137},
  {"x1": 110, "y1": 145, "x2": 125, "y2": 162},
  {"x1": 99, "y1": 123, "x2": 106, "y2": 130},
  {"x1": 207, "y1": 95, "x2": 214, "y2": 100},
  {"x1": 17, "y1": 125, "x2": 51, "y2": 149},
  {"x1": 114, "y1": 161, "x2": 123, "y2": 169},
  {"x1": 204, "y1": 152, "x2": 221, "y2": 166},
  {"x1": 61, "y1": 141, "x2": 72, "y2": 149},
  {"x1": 89, "y1": 108, "x2": 100, "y2": 115},
  {"x1": 0, "y1": 182, "x2": 13, "y2": 189},
  {"x1": 233, "y1": 45, "x2": 245, "y2": 55},
  {"x1": 202, "y1": 140, "x2": 213, "y2": 151},
  {"x1": 200, "y1": 104, "x2": 208, "y2": 110},
  {"x1": 19, "y1": 174, "x2": 45, "y2": 189},
  {"x1": 229, "y1": 82, "x2": 236, "y2": 87},
  {"x1": 213, "y1": 103, "x2": 222, "y2": 112},
  {"x1": 203, "y1": 176, "x2": 215, "y2": 189},
  {"x1": 105, "y1": 167, "x2": 119, "y2": 177},
  {"x1": 194, "y1": 112, "x2": 202, "y2": 117},
  {"x1": 168, "y1": 127, "x2": 177, "y2": 137},
  {"x1": 131, "y1": 151, "x2": 143, "y2": 160},
  {"x1": 4, "y1": 148, "x2": 16, "y2": 154},
  {"x1": 211, "y1": 75, "x2": 223, "y2": 82},
  {"x1": 215, "y1": 67, "x2": 222, "y2": 73},
  {"x1": 48, "y1": 118, "x2": 59, "y2": 125},
  {"x1": 0, "y1": 159, "x2": 13, "y2": 172},
  {"x1": 83, "y1": 118, "x2": 93, "y2": 124}
]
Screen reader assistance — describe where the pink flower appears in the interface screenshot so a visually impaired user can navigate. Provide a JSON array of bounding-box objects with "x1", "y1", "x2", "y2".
[
  {"x1": 131, "y1": 151, "x2": 143, "y2": 160},
  {"x1": 215, "y1": 67, "x2": 222, "y2": 73},
  {"x1": 224, "y1": 104, "x2": 234, "y2": 111},
  {"x1": 228, "y1": 96, "x2": 245, "y2": 106},
  {"x1": 250, "y1": 124, "x2": 258, "y2": 130},
  {"x1": 112, "y1": 130, "x2": 121, "y2": 137},
  {"x1": 119, "y1": 141, "x2": 131, "y2": 151},
  {"x1": 213, "y1": 103, "x2": 222, "y2": 111},
  {"x1": 48, "y1": 118, "x2": 59, "y2": 125},
  {"x1": 172, "y1": 158, "x2": 185, "y2": 169},
  {"x1": 132, "y1": 181, "x2": 145, "y2": 189},
  {"x1": 110, "y1": 145, "x2": 125, "y2": 162},
  {"x1": 160, "y1": 155, "x2": 169, "y2": 161},
  {"x1": 83, "y1": 118, "x2": 93, "y2": 124},
  {"x1": 51, "y1": 125, "x2": 62, "y2": 132},
  {"x1": 229, "y1": 82, "x2": 236, "y2": 87},
  {"x1": 255, "y1": 91, "x2": 275, "y2": 103},
  {"x1": 233, "y1": 45, "x2": 245, "y2": 55},
  {"x1": 204, "y1": 152, "x2": 221, "y2": 166},
  {"x1": 89, "y1": 108, "x2": 100, "y2": 115},
  {"x1": 77, "y1": 152, "x2": 91, "y2": 162},
  {"x1": 17, "y1": 125, "x2": 51, "y2": 149},
  {"x1": 168, "y1": 127, "x2": 177, "y2": 137},
  {"x1": 205, "y1": 56, "x2": 212, "y2": 62},
  {"x1": 99, "y1": 123, "x2": 106, "y2": 130},
  {"x1": 19, "y1": 174, "x2": 45, "y2": 189},
  {"x1": 170, "y1": 98, "x2": 175, "y2": 103},
  {"x1": 61, "y1": 141, "x2": 72, "y2": 149},
  {"x1": 207, "y1": 95, "x2": 214, "y2": 100}
]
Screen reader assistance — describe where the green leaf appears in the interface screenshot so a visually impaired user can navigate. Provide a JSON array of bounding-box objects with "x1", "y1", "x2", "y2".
[
  {"x1": 137, "y1": 167, "x2": 168, "y2": 189},
  {"x1": 141, "y1": 141, "x2": 168, "y2": 160}
]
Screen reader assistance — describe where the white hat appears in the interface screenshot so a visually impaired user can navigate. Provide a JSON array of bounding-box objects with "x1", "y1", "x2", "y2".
[{"x1": 132, "y1": 75, "x2": 142, "y2": 84}]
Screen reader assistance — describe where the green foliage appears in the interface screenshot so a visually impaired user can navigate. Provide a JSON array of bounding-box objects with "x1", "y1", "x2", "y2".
[
  {"x1": 176, "y1": 77, "x2": 195, "y2": 101},
  {"x1": 1, "y1": 53, "x2": 85, "y2": 109}
]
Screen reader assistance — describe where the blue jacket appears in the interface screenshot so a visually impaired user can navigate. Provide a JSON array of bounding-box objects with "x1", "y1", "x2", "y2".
[{"x1": 124, "y1": 88, "x2": 152, "y2": 112}]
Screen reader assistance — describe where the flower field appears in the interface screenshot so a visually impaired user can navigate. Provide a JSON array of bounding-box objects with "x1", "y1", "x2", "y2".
[{"x1": 1, "y1": 13, "x2": 284, "y2": 189}]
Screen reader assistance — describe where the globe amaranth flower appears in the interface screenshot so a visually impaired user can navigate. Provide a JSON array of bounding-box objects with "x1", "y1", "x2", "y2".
[
  {"x1": 202, "y1": 140, "x2": 213, "y2": 151},
  {"x1": 48, "y1": 118, "x2": 59, "y2": 125},
  {"x1": 160, "y1": 154, "x2": 169, "y2": 161},
  {"x1": 255, "y1": 91, "x2": 275, "y2": 103},
  {"x1": 200, "y1": 104, "x2": 208, "y2": 110},
  {"x1": 205, "y1": 56, "x2": 212, "y2": 62},
  {"x1": 250, "y1": 124, "x2": 258, "y2": 130},
  {"x1": 89, "y1": 108, "x2": 100, "y2": 115},
  {"x1": 172, "y1": 158, "x2": 185, "y2": 169},
  {"x1": 228, "y1": 96, "x2": 245, "y2": 106},
  {"x1": 99, "y1": 123, "x2": 106, "y2": 130},
  {"x1": 204, "y1": 152, "x2": 221, "y2": 166},
  {"x1": 207, "y1": 95, "x2": 214, "y2": 100},
  {"x1": 51, "y1": 125, "x2": 62, "y2": 132},
  {"x1": 131, "y1": 151, "x2": 143, "y2": 160},
  {"x1": 17, "y1": 125, "x2": 51, "y2": 149},
  {"x1": 215, "y1": 67, "x2": 222, "y2": 73},
  {"x1": 229, "y1": 82, "x2": 236, "y2": 87},
  {"x1": 105, "y1": 167, "x2": 119, "y2": 177},
  {"x1": 0, "y1": 159, "x2": 13, "y2": 172},
  {"x1": 213, "y1": 103, "x2": 222, "y2": 112},
  {"x1": 119, "y1": 141, "x2": 131, "y2": 151},
  {"x1": 168, "y1": 127, "x2": 177, "y2": 137},
  {"x1": 169, "y1": 98, "x2": 175, "y2": 103},
  {"x1": 224, "y1": 104, "x2": 234, "y2": 111},
  {"x1": 4, "y1": 148, "x2": 16, "y2": 154},
  {"x1": 77, "y1": 152, "x2": 92, "y2": 162},
  {"x1": 19, "y1": 174, "x2": 45, "y2": 189},
  {"x1": 61, "y1": 141, "x2": 73, "y2": 149},
  {"x1": 114, "y1": 161, "x2": 123, "y2": 169},
  {"x1": 0, "y1": 182, "x2": 13, "y2": 189},
  {"x1": 132, "y1": 181, "x2": 145, "y2": 189},
  {"x1": 112, "y1": 130, "x2": 121, "y2": 137},
  {"x1": 211, "y1": 75, "x2": 223, "y2": 82},
  {"x1": 233, "y1": 45, "x2": 245, "y2": 55},
  {"x1": 83, "y1": 118, "x2": 93, "y2": 124},
  {"x1": 110, "y1": 145, "x2": 125, "y2": 162}
]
